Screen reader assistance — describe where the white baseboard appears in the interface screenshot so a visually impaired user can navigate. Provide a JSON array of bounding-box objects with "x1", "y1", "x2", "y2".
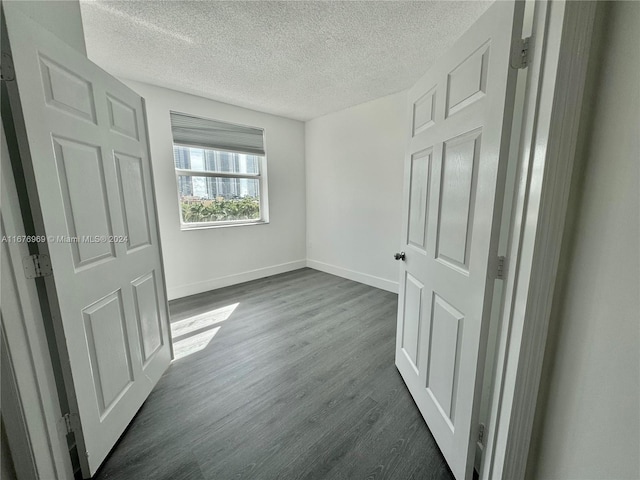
[
  {"x1": 167, "y1": 259, "x2": 307, "y2": 300},
  {"x1": 306, "y1": 259, "x2": 399, "y2": 293}
]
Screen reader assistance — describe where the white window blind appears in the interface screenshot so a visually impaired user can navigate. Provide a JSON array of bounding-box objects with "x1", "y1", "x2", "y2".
[{"x1": 170, "y1": 111, "x2": 265, "y2": 156}]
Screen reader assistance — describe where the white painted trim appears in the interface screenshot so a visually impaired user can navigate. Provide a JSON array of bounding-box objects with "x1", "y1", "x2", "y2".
[
  {"x1": 1, "y1": 323, "x2": 38, "y2": 480},
  {"x1": 167, "y1": 259, "x2": 307, "y2": 300},
  {"x1": 306, "y1": 259, "x2": 399, "y2": 293},
  {"x1": 1, "y1": 124, "x2": 75, "y2": 480},
  {"x1": 482, "y1": 1, "x2": 597, "y2": 478}
]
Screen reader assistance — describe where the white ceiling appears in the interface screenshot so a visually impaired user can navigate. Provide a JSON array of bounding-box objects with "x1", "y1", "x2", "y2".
[{"x1": 80, "y1": 1, "x2": 492, "y2": 121}]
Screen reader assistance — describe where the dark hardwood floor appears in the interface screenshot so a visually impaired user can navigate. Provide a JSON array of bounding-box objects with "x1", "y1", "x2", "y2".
[{"x1": 94, "y1": 268, "x2": 453, "y2": 480}]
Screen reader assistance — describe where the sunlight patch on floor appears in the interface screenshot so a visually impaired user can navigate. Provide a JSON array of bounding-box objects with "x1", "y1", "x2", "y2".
[
  {"x1": 171, "y1": 303, "x2": 239, "y2": 361},
  {"x1": 172, "y1": 326, "x2": 221, "y2": 361},
  {"x1": 171, "y1": 302, "x2": 239, "y2": 338}
]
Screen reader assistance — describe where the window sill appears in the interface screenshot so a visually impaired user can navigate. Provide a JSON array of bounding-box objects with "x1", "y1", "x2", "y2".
[{"x1": 180, "y1": 220, "x2": 269, "y2": 231}]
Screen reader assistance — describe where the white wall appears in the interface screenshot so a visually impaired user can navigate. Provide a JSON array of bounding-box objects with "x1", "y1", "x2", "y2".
[
  {"x1": 122, "y1": 80, "x2": 306, "y2": 300},
  {"x1": 529, "y1": 2, "x2": 640, "y2": 478},
  {"x1": 3, "y1": 0, "x2": 86, "y2": 55},
  {"x1": 305, "y1": 91, "x2": 407, "y2": 292}
]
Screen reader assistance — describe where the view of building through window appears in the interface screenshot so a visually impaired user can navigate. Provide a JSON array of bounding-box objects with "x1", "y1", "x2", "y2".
[{"x1": 174, "y1": 145, "x2": 263, "y2": 224}]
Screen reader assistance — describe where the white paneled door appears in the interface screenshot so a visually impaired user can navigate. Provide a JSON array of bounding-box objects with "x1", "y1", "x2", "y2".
[
  {"x1": 395, "y1": 2, "x2": 523, "y2": 479},
  {"x1": 3, "y1": 7, "x2": 171, "y2": 477}
]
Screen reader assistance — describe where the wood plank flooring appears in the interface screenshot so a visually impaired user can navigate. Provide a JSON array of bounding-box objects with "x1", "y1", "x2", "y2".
[{"x1": 93, "y1": 268, "x2": 454, "y2": 480}]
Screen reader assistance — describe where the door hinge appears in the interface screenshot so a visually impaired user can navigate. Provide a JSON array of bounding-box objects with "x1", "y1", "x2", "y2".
[
  {"x1": 23, "y1": 254, "x2": 53, "y2": 279},
  {"x1": 478, "y1": 423, "x2": 486, "y2": 445},
  {"x1": 1, "y1": 52, "x2": 15, "y2": 81},
  {"x1": 511, "y1": 36, "x2": 531, "y2": 69},
  {"x1": 496, "y1": 256, "x2": 506, "y2": 280},
  {"x1": 62, "y1": 413, "x2": 75, "y2": 434}
]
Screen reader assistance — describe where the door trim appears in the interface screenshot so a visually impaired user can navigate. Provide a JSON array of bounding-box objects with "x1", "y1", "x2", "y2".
[
  {"x1": 481, "y1": 1, "x2": 597, "y2": 478},
  {"x1": 1, "y1": 122, "x2": 75, "y2": 479}
]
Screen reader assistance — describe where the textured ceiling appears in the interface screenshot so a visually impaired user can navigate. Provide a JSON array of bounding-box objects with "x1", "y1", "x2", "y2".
[{"x1": 80, "y1": 1, "x2": 492, "y2": 121}]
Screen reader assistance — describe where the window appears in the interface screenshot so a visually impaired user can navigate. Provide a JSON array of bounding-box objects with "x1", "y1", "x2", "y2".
[{"x1": 170, "y1": 112, "x2": 268, "y2": 228}]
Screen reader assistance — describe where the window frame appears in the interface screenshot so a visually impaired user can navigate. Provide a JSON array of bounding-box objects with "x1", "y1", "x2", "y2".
[{"x1": 170, "y1": 122, "x2": 269, "y2": 231}]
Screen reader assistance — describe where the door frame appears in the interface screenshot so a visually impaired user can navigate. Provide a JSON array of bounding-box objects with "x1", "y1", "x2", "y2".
[
  {"x1": 481, "y1": 1, "x2": 597, "y2": 478},
  {"x1": 0, "y1": 0, "x2": 596, "y2": 478},
  {"x1": 1, "y1": 123, "x2": 74, "y2": 479}
]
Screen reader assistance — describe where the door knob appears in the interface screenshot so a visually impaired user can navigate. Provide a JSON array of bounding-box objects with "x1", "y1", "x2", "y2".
[{"x1": 394, "y1": 252, "x2": 406, "y2": 261}]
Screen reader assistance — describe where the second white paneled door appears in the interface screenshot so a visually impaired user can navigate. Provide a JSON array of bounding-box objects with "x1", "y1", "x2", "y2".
[
  {"x1": 395, "y1": 1, "x2": 524, "y2": 479},
  {"x1": 3, "y1": 6, "x2": 172, "y2": 477}
]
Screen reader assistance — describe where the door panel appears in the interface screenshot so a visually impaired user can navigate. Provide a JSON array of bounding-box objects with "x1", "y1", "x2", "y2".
[
  {"x1": 407, "y1": 149, "x2": 432, "y2": 251},
  {"x1": 445, "y1": 43, "x2": 490, "y2": 118},
  {"x1": 114, "y1": 151, "x2": 152, "y2": 250},
  {"x1": 132, "y1": 271, "x2": 164, "y2": 366},
  {"x1": 3, "y1": 6, "x2": 172, "y2": 476},
  {"x1": 107, "y1": 94, "x2": 140, "y2": 140},
  {"x1": 39, "y1": 55, "x2": 97, "y2": 122},
  {"x1": 413, "y1": 87, "x2": 437, "y2": 135},
  {"x1": 83, "y1": 291, "x2": 134, "y2": 416},
  {"x1": 53, "y1": 137, "x2": 116, "y2": 266},
  {"x1": 395, "y1": 2, "x2": 523, "y2": 479},
  {"x1": 426, "y1": 293, "x2": 464, "y2": 426},
  {"x1": 400, "y1": 272, "x2": 424, "y2": 371},
  {"x1": 436, "y1": 129, "x2": 482, "y2": 272}
]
